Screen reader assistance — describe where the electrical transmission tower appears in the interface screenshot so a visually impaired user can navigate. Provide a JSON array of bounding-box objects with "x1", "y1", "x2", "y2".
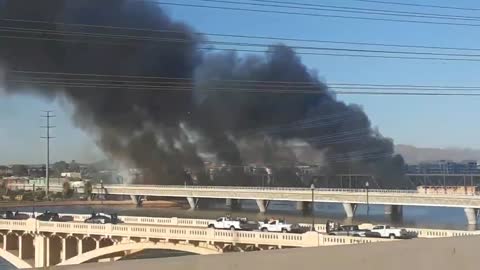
[{"x1": 41, "y1": 111, "x2": 55, "y2": 200}]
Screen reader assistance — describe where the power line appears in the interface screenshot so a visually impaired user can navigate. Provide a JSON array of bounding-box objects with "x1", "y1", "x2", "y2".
[
  {"x1": 4, "y1": 70, "x2": 477, "y2": 88},
  {"x1": 344, "y1": 0, "x2": 480, "y2": 12},
  {"x1": 200, "y1": 0, "x2": 480, "y2": 21},
  {"x1": 19, "y1": 77, "x2": 480, "y2": 92},
  {"x1": 11, "y1": 70, "x2": 480, "y2": 91},
  {"x1": 153, "y1": 1, "x2": 480, "y2": 27},
  {"x1": 8, "y1": 78, "x2": 480, "y2": 96},
  {"x1": 248, "y1": 0, "x2": 480, "y2": 19},
  {"x1": 247, "y1": 112, "x2": 355, "y2": 134},
  {"x1": 2, "y1": 34, "x2": 480, "y2": 62},
  {"x1": 9, "y1": 71, "x2": 480, "y2": 92},
  {"x1": 5, "y1": 26, "x2": 480, "y2": 59},
  {"x1": 3, "y1": 18, "x2": 480, "y2": 53}
]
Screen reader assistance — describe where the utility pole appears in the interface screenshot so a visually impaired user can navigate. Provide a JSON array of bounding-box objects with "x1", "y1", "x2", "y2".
[{"x1": 41, "y1": 111, "x2": 55, "y2": 200}]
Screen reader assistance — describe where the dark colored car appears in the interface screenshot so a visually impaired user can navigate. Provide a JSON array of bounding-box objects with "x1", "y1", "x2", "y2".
[
  {"x1": 328, "y1": 224, "x2": 369, "y2": 237},
  {"x1": 0, "y1": 211, "x2": 29, "y2": 220},
  {"x1": 36, "y1": 211, "x2": 62, "y2": 222},
  {"x1": 84, "y1": 213, "x2": 122, "y2": 224},
  {"x1": 238, "y1": 217, "x2": 260, "y2": 231}
]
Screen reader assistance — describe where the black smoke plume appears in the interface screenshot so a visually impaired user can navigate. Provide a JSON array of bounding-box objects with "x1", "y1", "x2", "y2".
[{"x1": 0, "y1": 0, "x2": 406, "y2": 187}]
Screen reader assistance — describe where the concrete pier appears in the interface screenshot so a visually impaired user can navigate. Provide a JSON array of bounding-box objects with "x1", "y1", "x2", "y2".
[
  {"x1": 187, "y1": 197, "x2": 196, "y2": 210},
  {"x1": 226, "y1": 199, "x2": 241, "y2": 209},
  {"x1": 296, "y1": 201, "x2": 310, "y2": 212},
  {"x1": 384, "y1": 205, "x2": 403, "y2": 217},
  {"x1": 342, "y1": 203, "x2": 357, "y2": 218},
  {"x1": 464, "y1": 208, "x2": 479, "y2": 225},
  {"x1": 256, "y1": 200, "x2": 268, "y2": 213}
]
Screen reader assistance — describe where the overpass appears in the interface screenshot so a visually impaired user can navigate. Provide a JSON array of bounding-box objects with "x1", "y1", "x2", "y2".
[
  {"x1": 0, "y1": 215, "x2": 395, "y2": 268},
  {"x1": 10, "y1": 184, "x2": 480, "y2": 224},
  {"x1": 0, "y1": 212, "x2": 479, "y2": 268}
]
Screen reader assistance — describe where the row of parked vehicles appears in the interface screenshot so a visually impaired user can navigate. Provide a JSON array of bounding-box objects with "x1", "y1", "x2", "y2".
[
  {"x1": 326, "y1": 221, "x2": 417, "y2": 239},
  {"x1": 0, "y1": 210, "x2": 122, "y2": 224},
  {"x1": 0, "y1": 211, "x2": 416, "y2": 239},
  {"x1": 208, "y1": 216, "x2": 304, "y2": 233},
  {"x1": 208, "y1": 217, "x2": 417, "y2": 239}
]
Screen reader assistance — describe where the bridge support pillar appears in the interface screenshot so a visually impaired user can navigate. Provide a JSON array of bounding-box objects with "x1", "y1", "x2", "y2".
[
  {"x1": 61, "y1": 238, "x2": 66, "y2": 262},
  {"x1": 385, "y1": 205, "x2": 403, "y2": 218},
  {"x1": 5, "y1": 233, "x2": 18, "y2": 251},
  {"x1": 65, "y1": 237, "x2": 78, "y2": 260},
  {"x1": 19, "y1": 234, "x2": 34, "y2": 260},
  {"x1": 34, "y1": 235, "x2": 47, "y2": 268},
  {"x1": 296, "y1": 201, "x2": 310, "y2": 212},
  {"x1": 464, "y1": 208, "x2": 479, "y2": 225},
  {"x1": 226, "y1": 199, "x2": 241, "y2": 209},
  {"x1": 130, "y1": 195, "x2": 143, "y2": 207},
  {"x1": 342, "y1": 203, "x2": 357, "y2": 218},
  {"x1": 77, "y1": 238, "x2": 83, "y2": 255},
  {"x1": 187, "y1": 197, "x2": 197, "y2": 210},
  {"x1": 256, "y1": 200, "x2": 268, "y2": 213}
]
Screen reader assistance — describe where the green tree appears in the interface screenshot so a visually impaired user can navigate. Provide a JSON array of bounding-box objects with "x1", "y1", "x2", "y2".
[
  {"x1": 53, "y1": 161, "x2": 69, "y2": 176},
  {"x1": 11, "y1": 165, "x2": 28, "y2": 176},
  {"x1": 69, "y1": 160, "x2": 80, "y2": 172},
  {"x1": 62, "y1": 181, "x2": 73, "y2": 198}
]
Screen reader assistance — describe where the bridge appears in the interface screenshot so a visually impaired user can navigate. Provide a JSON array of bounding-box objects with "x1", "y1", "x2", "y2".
[
  {"x1": 0, "y1": 212, "x2": 478, "y2": 268},
  {"x1": 0, "y1": 213, "x2": 401, "y2": 268},
  {"x1": 9, "y1": 184, "x2": 480, "y2": 224}
]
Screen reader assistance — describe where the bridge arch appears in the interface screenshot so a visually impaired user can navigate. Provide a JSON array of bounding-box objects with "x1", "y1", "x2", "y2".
[
  {"x1": 0, "y1": 249, "x2": 32, "y2": 269},
  {"x1": 58, "y1": 241, "x2": 221, "y2": 266}
]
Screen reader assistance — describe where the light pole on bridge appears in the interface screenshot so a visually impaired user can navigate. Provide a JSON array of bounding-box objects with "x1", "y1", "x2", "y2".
[
  {"x1": 310, "y1": 183, "x2": 315, "y2": 231},
  {"x1": 366, "y1": 181, "x2": 370, "y2": 217}
]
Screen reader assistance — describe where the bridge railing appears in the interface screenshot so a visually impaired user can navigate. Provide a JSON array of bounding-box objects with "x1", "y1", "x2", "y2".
[
  {"x1": 7, "y1": 183, "x2": 417, "y2": 194},
  {"x1": 21, "y1": 212, "x2": 480, "y2": 239},
  {"x1": 34, "y1": 220, "x2": 392, "y2": 247},
  {"x1": 34, "y1": 220, "x2": 315, "y2": 247},
  {"x1": 100, "y1": 184, "x2": 418, "y2": 194},
  {"x1": 0, "y1": 218, "x2": 35, "y2": 231}
]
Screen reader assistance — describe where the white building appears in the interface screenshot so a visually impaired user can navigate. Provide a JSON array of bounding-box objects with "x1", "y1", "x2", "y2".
[{"x1": 61, "y1": 172, "x2": 82, "y2": 178}]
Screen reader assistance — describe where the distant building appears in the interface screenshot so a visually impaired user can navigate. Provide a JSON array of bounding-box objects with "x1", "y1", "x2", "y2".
[
  {"x1": 0, "y1": 166, "x2": 13, "y2": 176},
  {"x1": 29, "y1": 178, "x2": 66, "y2": 186},
  {"x1": 61, "y1": 172, "x2": 82, "y2": 178},
  {"x1": 406, "y1": 160, "x2": 480, "y2": 174},
  {"x1": 27, "y1": 165, "x2": 46, "y2": 178}
]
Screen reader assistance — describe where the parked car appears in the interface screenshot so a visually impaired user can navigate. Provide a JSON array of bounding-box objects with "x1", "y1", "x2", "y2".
[
  {"x1": 366, "y1": 225, "x2": 416, "y2": 239},
  {"x1": 36, "y1": 211, "x2": 61, "y2": 222},
  {"x1": 84, "y1": 213, "x2": 122, "y2": 224},
  {"x1": 328, "y1": 225, "x2": 368, "y2": 237},
  {"x1": 258, "y1": 219, "x2": 303, "y2": 233},
  {"x1": 0, "y1": 211, "x2": 29, "y2": 220},
  {"x1": 208, "y1": 216, "x2": 259, "y2": 231}
]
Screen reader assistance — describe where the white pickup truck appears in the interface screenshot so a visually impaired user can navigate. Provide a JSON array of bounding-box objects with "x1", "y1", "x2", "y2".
[
  {"x1": 258, "y1": 219, "x2": 302, "y2": 233},
  {"x1": 367, "y1": 225, "x2": 411, "y2": 239},
  {"x1": 208, "y1": 217, "x2": 259, "y2": 231}
]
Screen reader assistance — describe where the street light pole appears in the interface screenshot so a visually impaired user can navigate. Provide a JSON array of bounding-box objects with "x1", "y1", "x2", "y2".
[
  {"x1": 366, "y1": 181, "x2": 370, "y2": 217},
  {"x1": 32, "y1": 182, "x2": 36, "y2": 218},
  {"x1": 310, "y1": 183, "x2": 315, "y2": 231}
]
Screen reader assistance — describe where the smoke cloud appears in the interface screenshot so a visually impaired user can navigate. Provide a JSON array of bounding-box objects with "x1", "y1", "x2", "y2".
[{"x1": 0, "y1": 0, "x2": 406, "y2": 187}]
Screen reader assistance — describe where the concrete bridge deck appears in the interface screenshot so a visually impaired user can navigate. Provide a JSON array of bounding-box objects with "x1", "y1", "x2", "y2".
[
  {"x1": 0, "y1": 216, "x2": 393, "y2": 268},
  {"x1": 10, "y1": 183, "x2": 480, "y2": 224},
  {"x1": 0, "y1": 212, "x2": 478, "y2": 268}
]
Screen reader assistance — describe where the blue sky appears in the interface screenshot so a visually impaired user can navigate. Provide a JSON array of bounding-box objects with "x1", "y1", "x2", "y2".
[{"x1": 1, "y1": 0, "x2": 480, "y2": 164}]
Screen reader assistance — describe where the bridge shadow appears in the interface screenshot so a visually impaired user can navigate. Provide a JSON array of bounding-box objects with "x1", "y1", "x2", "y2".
[{"x1": 120, "y1": 249, "x2": 194, "y2": 261}]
